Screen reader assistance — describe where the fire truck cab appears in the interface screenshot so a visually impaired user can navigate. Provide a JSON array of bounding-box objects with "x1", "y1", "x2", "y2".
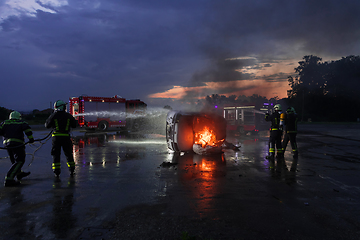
[{"x1": 69, "y1": 95, "x2": 147, "y2": 131}]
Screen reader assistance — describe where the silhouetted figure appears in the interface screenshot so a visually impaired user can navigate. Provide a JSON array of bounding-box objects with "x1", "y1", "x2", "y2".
[
  {"x1": 282, "y1": 107, "x2": 298, "y2": 158},
  {"x1": 265, "y1": 104, "x2": 285, "y2": 161},
  {"x1": 45, "y1": 100, "x2": 77, "y2": 178},
  {"x1": 0, "y1": 111, "x2": 34, "y2": 187}
]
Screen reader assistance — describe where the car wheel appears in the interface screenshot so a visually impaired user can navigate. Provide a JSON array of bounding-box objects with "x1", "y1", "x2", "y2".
[
  {"x1": 238, "y1": 127, "x2": 245, "y2": 135},
  {"x1": 98, "y1": 121, "x2": 109, "y2": 131}
]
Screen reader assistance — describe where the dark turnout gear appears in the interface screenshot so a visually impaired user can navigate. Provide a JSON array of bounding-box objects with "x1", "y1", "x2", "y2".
[
  {"x1": 1, "y1": 118, "x2": 34, "y2": 147},
  {"x1": 0, "y1": 112, "x2": 34, "y2": 186},
  {"x1": 265, "y1": 107, "x2": 285, "y2": 159},
  {"x1": 45, "y1": 103, "x2": 77, "y2": 177},
  {"x1": 283, "y1": 107, "x2": 299, "y2": 157}
]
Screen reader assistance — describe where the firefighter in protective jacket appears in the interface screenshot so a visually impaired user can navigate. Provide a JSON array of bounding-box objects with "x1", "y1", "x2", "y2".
[
  {"x1": 45, "y1": 100, "x2": 77, "y2": 177},
  {"x1": 265, "y1": 104, "x2": 285, "y2": 160},
  {"x1": 282, "y1": 107, "x2": 299, "y2": 158},
  {"x1": 0, "y1": 111, "x2": 34, "y2": 187}
]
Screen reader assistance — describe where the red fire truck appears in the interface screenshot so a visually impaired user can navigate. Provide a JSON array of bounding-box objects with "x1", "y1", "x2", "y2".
[
  {"x1": 221, "y1": 103, "x2": 269, "y2": 134},
  {"x1": 69, "y1": 95, "x2": 147, "y2": 131}
]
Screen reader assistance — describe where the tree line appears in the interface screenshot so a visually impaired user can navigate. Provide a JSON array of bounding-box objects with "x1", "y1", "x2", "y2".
[
  {"x1": 287, "y1": 55, "x2": 360, "y2": 122},
  {"x1": 204, "y1": 55, "x2": 360, "y2": 122},
  {"x1": 0, "y1": 107, "x2": 52, "y2": 124},
  {"x1": 203, "y1": 93, "x2": 273, "y2": 111}
]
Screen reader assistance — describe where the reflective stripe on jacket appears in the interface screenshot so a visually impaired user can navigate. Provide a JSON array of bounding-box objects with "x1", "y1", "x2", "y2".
[
  {"x1": 265, "y1": 112, "x2": 282, "y2": 131},
  {"x1": 45, "y1": 110, "x2": 77, "y2": 137},
  {"x1": 0, "y1": 119, "x2": 33, "y2": 146}
]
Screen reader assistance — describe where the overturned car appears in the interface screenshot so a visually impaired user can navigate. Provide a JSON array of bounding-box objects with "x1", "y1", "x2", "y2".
[{"x1": 166, "y1": 111, "x2": 239, "y2": 155}]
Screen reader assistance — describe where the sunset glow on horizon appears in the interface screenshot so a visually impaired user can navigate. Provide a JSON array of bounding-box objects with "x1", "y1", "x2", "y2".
[{"x1": 148, "y1": 57, "x2": 294, "y2": 101}]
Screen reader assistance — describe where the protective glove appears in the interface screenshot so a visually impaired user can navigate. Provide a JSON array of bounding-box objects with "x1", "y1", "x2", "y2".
[{"x1": 28, "y1": 138, "x2": 35, "y2": 144}]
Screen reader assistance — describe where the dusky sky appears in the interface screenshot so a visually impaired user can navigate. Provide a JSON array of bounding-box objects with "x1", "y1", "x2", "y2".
[{"x1": 1, "y1": 0, "x2": 359, "y2": 111}]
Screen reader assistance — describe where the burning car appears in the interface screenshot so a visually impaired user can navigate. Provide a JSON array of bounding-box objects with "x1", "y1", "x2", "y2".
[{"x1": 166, "y1": 111, "x2": 238, "y2": 155}]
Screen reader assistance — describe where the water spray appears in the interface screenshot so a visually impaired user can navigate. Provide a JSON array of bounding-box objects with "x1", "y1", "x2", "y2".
[{"x1": 74, "y1": 107, "x2": 171, "y2": 120}]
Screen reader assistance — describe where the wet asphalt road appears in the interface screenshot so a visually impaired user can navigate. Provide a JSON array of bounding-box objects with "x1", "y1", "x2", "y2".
[{"x1": 0, "y1": 123, "x2": 360, "y2": 239}]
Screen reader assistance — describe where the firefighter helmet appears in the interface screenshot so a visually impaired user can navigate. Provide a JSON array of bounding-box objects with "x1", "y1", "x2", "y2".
[
  {"x1": 54, "y1": 100, "x2": 66, "y2": 111},
  {"x1": 274, "y1": 104, "x2": 282, "y2": 111},
  {"x1": 9, "y1": 111, "x2": 21, "y2": 120},
  {"x1": 286, "y1": 107, "x2": 295, "y2": 114}
]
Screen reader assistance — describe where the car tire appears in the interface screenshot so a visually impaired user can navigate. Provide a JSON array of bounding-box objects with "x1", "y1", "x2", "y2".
[{"x1": 238, "y1": 126, "x2": 245, "y2": 135}]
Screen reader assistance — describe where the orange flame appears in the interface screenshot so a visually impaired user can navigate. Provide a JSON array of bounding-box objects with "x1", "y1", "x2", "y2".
[{"x1": 194, "y1": 126, "x2": 224, "y2": 148}]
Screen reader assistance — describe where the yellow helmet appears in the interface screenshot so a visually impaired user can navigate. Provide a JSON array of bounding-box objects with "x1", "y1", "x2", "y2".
[
  {"x1": 274, "y1": 104, "x2": 282, "y2": 111},
  {"x1": 9, "y1": 111, "x2": 21, "y2": 120}
]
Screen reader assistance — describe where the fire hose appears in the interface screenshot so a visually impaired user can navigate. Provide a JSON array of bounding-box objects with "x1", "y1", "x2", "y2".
[{"x1": 0, "y1": 130, "x2": 53, "y2": 167}]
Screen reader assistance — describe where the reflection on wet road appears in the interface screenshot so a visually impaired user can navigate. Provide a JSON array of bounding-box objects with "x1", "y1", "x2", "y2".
[{"x1": 0, "y1": 124, "x2": 360, "y2": 239}]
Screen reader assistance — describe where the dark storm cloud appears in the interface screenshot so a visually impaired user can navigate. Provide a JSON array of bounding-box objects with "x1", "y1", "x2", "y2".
[
  {"x1": 188, "y1": 58, "x2": 256, "y2": 87},
  {"x1": 0, "y1": 0, "x2": 359, "y2": 110},
  {"x1": 1, "y1": 0, "x2": 201, "y2": 110},
  {"x1": 181, "y1": 82, "x2": 259, "y2": 102},
  {"x1": 180, "y1": 0, "x2": 360, "y2": 98},
  {"x1": 256, "y1": 73, "x2": 290, "y2": 83},
  {"x1": 199, "y1": 0, "x2": 360, "y2": 55}
]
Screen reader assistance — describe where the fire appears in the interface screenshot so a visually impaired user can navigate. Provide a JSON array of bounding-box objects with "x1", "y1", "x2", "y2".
[{"x1": 194, "y1": 126, "x2": 224, "y2": 148}]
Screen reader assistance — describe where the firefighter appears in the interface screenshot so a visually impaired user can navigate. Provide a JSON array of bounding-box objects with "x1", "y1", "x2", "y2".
[
  {"x1": 265, "y1": 104, "x2": 285, "y2": 160},
  {"x1": 45, "y1": 100, "x2": 77, "y2": 177},
  {"x1": 0, "y1": 111, "x2": 34, "y2": 187},
  {"x1": 283, "y1": 107, "x2": 299, "y2": 158}
]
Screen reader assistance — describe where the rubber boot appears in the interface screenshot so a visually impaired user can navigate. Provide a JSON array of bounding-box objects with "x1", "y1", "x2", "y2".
[
  {"x1": 266, "y1": 154, "x2": 275, "y2": 161},
  {"x1": 17, "y1": 171, "x2": 31, "y2": 181},
  {"x1": 276, "y1": 152, "x2": 284, "y2": 159},
  {"x1": 70, "y1": 167, "x2": 75, "y2": 177},
  {"x1": 54, "y1": 169, "x2": 61, "y2": 178},
  {"x1": 4, "y1": 179, "x2": 21, "y2": 187}
]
